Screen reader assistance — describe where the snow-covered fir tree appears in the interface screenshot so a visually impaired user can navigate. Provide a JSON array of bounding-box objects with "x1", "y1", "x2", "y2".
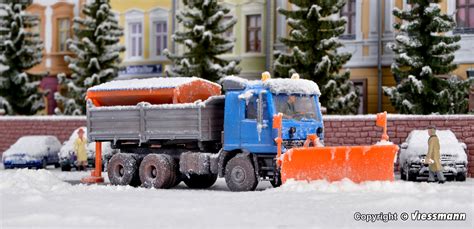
[
  {"x1": 273, "y1": 0, "x2": 359, "y2": 115},
  {"x1": 0, "y1": 1, "x2": 45, "y2": 115},
  {"x1": 164, "y1": 0, "x2": 240, "y2": 82},
  {"x1": 55, "y1": 0, "x2": 125, "y2": 115},
  {"x1": 384, "y1": 0, "x2": 471, "y2": 114}
]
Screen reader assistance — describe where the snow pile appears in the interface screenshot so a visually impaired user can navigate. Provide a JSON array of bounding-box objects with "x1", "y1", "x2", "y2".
[
  {"x1": 276, "y1": 178, "x2": 438, "y2": 194},
  {"x1": 375, "y1": 140, "x2": 394, "y2": 146},
  {"x1": 264, "y1": 78, "x2": 321, "y2": 96},
  {"x1": 2, "y1": 136, "x2": 61, "y2": 158},
  {"x1": 0, "y1": 169, "x2": 69, "y2": 195},
  {"x1": 88, "y1": 77, "x2": 221, "y2": 92}
]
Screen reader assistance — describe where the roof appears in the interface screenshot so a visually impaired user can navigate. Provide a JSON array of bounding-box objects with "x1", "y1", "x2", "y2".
[
  {"x1": 221, "y1": 76, "x2": 321, "y2": 95},
  {"x1": 88, "y1": 77, "x2": 221, "y2": 92}
]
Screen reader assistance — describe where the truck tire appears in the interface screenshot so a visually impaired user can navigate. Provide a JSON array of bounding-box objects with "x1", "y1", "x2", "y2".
[
  {"x1": 270, "y1": 173, "x2": 282, "y2": 188},
  {"x1": 61, "y1": 164, "x2": 71, "y2": 171},
  {"x1": 456, "y1": 172, "x2": 466, "y2": 181},
  {"x1": 225, "y1": 155, "x2": 258, "y2": 192},
  {"x1": 108, "y1": 153, "x2": 140, "y2": 186},
  {"x1": 183, "y1": 174, "x2": 217, "y2": 189},
  {"x1": 399, "y1": 167, "x2": 406, "y2": 180},
  {"x1": 139, "y1": 154, "x2": 176, "y2": 189},
  {"x1": 170, "y1": 161, "x2": 182, "y2": 188}
]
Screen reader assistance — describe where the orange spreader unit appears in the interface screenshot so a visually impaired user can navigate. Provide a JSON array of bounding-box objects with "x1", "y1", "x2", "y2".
[
  {"x1": 86, "y1": 78, "x2": 222, "y2": 107},
  {"x1": 280, "y1": 144, "x2": 399, "y2": 183}
]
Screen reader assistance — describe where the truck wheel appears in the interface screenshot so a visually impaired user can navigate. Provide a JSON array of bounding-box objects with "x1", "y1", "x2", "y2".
[
  {"x1": 456, "y1": 172, "x2": 466, "y2": 181},
  {"x1": 183, "y1": 174, "x2": 217, "y2": 189},
  {"x1": 170, "y1": 160, "x2": 182, "y2": 188},
  {"x1": 225, "y1": 155, "x2": 258, "y2": 192},
  {"x1": 270, "y1": 173, "x2": 282, "y2": 188},
  {"x1": 139, "y1": 154, "x2": 175, "y2": 189},
  {"x1": 61, "y1": 164, "x2": 71, "y2": 171},
  {"x1": 399, "y1": 167, "x2": 406, "y2": 180},
  {"x1": 108, "y1": 153, "x2": 140, "y2": 186}
]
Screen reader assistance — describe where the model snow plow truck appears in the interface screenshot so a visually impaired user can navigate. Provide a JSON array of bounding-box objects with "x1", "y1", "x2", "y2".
[{"x1": 82, "y1": 73, "x2": 398, "y2": 191}]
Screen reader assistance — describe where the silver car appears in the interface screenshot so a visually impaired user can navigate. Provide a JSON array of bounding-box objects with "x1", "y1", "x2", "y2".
[{"x1": 399, "y1": 130, "x2": 468, "y2": 181}]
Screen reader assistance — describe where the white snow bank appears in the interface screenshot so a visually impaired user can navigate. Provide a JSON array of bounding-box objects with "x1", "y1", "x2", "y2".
[
  {"x1": 88, "y1": 77, "x2": 221, "y2": 92},
  {"x1": 275, "y1": 178, "x2": 439, "y2": 194},
  {"x1": 2, "y1": 136, "x2": 62, "y2": 158},
  {"x1": 0, "y1": 169, "x2": 69, "y2": 195},
  {"x1": 376, "y1": 140, "x2": 394, "y2": 146},
  {"x1": 0, "y1": 169, "x2": 472, "y2": 228}
]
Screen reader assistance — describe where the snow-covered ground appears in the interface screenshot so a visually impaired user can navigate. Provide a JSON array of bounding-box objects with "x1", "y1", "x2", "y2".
[{"x1": 0, "y1": 168, "x2": 472, "y2": 229}]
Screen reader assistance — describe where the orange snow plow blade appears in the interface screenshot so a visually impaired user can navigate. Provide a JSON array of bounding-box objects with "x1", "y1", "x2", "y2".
[
  {"x1": 280, "y1": 145, "x2": 399, "y2": 183},
  {"x1": 276, "y1": 111, "x2": 399, "y2": 183}
]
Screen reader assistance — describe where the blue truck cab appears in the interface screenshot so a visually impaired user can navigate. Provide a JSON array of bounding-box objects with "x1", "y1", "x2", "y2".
[{"x1": 219, "y1": 76, "x2": 324, "y2": 189}]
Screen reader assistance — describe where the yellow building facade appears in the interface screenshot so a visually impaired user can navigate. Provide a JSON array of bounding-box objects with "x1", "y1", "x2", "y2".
[
  {"x1": 108, "y1": 0, "x2": 472, "y2": 114},
  {"x1": 110, "y1": 0, "x2": 173, "y2": 79}
]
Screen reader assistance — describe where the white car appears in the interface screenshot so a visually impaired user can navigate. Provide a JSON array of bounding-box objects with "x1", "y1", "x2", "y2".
[
  {"x1": 2, "y1": 136, "x2": 62, "y2": 169},
  {"x1": 399, "y1": 130, "x2": 468, "y2": 181},
  {"x1": 58, "y1": 127, "x2": 117, "y2": 171}
]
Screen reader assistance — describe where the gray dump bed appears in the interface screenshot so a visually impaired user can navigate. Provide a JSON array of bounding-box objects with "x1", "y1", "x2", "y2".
[{"x1": 87, "y1": 96, "x2": 225, "y2": 144}]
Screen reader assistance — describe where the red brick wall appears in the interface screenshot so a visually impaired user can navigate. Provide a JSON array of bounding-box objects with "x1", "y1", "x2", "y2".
[
  {"x1": 323, "y1": 115, "x2": 474, "y2": 177},
  {"x1": 0, "y1": 117, "x2": 86, "y2": 156},
  {"x1": 0, "y1": 115, "x2": 473, "y2": 177}
]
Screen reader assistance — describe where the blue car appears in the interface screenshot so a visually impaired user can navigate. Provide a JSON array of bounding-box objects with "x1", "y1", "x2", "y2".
[{"x1": 2, "y1": 136, "x2": 62, "y2": 169}]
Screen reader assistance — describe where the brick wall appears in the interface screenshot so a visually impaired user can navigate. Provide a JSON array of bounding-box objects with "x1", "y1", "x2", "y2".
[
  {"x1": 0, "y1": 116, "x2": 86, "y2": 155},
  {"x1": 323, "y1": 115, "x2": 474, "y2": 177},
  {"x1": 0, "y1": 115, "x2": 473, "y2": 177}
]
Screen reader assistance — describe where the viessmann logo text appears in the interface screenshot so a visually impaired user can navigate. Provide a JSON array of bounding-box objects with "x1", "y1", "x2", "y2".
[{"x1": 354, "y1": 210, "x2": 467, "y2": 223}]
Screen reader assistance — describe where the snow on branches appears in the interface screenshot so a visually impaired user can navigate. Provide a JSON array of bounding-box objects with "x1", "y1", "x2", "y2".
[
  {"x1": 55, "y1": 0, "x2": 125, "y2": 115},
  {"x1": 273, "y1": 0, "x2": 359, "y2": 115},
  {"x1": 0, "y1": 1, "x2": 45, "y2": 115},
  {"x1": 164, "y1": 0, "x2": 240, "y2": 82},
  {"x1": 385, "y1": 0, "x2": 469, "y2": 114}
]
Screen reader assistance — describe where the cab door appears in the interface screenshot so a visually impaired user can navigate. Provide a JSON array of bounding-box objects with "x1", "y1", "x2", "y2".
[{"x1": 240, "y1": 91, "x2": 273, "y2": 153}]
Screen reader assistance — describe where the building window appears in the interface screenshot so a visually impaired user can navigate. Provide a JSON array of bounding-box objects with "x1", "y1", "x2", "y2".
[
  {"x1": 352, "y1": 79, "x2": 367, "y2": 114},
  {"x1": 340, "y1": 0, "x2": 356, "y2": 39},
  {"x1": 129, "y1": 22, "x2": 143, "y2": 58},
  {"x1": 455, "y1": 0, "x2": 474, "y2": 33},
  {"x1": 57, "y1": 18, "x2": 70, "y2": 52},
  {"x1": 246, "y1": 14, "x2": 261, "y2": 52},
  {"x1": 153, "y1": 21, "x2": 167, "y2": 56}
]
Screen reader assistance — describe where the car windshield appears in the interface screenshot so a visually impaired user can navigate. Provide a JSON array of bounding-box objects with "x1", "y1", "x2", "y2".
[{"x1": 273, "y1": 94, "x2": 318, "y2": 121}]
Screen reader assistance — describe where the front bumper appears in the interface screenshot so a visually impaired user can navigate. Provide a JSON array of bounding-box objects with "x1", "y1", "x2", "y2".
[
  {"x1": 3, "y1": 160, "x2": 42, "y2": 169},
  {"x1": 407, "y1": 161, "x2": 467, "y2": 176}
]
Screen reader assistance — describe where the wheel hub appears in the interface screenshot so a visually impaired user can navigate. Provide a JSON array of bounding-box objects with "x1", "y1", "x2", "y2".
[
  {"x1": 148, "y1": 166, "x2": 157, "y2": 179},
  {"x1": 231, "y1": 166, "x2": 246, "y2": 183},
  {"x1": 117, "y1": 164, "x2": 124, "y2": 177}
]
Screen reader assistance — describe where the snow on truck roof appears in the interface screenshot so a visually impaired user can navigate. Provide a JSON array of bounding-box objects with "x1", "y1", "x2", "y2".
[
  {"x1": 88, "y1": 77, "x2": 222, "y2": 92},
  {"x1": 221, "y1": 76, "x2": 321, "y2": 95}
]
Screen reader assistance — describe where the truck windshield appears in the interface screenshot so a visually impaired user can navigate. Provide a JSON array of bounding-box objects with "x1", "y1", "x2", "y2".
[{"x1": 273, "y1": 94, "x2": 319, "y2": 121}]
